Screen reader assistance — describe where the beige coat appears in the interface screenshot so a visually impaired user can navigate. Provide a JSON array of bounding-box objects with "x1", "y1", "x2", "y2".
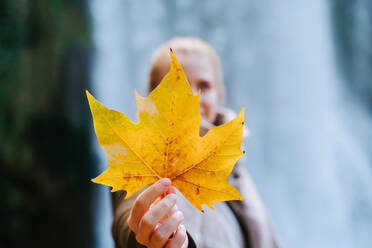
[{"x1": 111, "y1": 108, "x2": 279, "y2": 248}]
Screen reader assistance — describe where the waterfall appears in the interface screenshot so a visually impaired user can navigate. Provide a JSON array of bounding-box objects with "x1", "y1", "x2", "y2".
[
  {"x1": 228, "y1": 1, "x2": 372, "y2": 247},
  {"x1": 89, "y1": 0, "x2": 132, "y2": 247},
  {"x1": 88, "y1": 0, "x2": 372, "y2": 247}
]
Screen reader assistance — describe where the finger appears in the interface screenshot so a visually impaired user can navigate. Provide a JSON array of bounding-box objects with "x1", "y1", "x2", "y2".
[
  {"x1": 167, "y1": 203, "x2": 178, "y2": 217},
  {"x1": 150, "y1": 210, "x2": 184, "y2": 247},
  {"x1": 136, "y1": 194, "x2": 177, "y2": 245},
  {"x1": 182, "y1": 234, "x2": 189, "y2": 248},
  {"x1": 127, "y1": 178, "x2": 171, "y2": 232},
  {"x1": 166, "y1": 186, "x2": 177, "y2": 195},
  {"x1": 159, "y1": 187, "x2": 177, "y2": 221},
  {"x1": 152, "y1": 186, "x2": 177, "y2": 207},
  {"x1": 153, "y1": 186, "x2": 179, "y2": 225},
  {"x1": 166, "y1": 225, "x2": 187, "y2": 248},
  {"x1": 154, "y1": 204, "x2": 179, "y2": 236},
  {"x1": 159, "y1": 203, "x2": 178, "y2": 224}
]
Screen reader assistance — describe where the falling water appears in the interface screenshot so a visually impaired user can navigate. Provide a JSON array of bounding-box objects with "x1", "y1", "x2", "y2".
[
  {"x1": 89, "y1": 0, "x2": 372, "y2": 247},
  {"x1": 228, "y1": 1, "x2": 372, "y2": 247},
  {"x1": 89, "y1": 0, "x2": 131, "y2": 247}
]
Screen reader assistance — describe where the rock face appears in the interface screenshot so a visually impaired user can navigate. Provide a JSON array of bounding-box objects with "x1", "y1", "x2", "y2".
[
  {"x1": 0, "y1": 1, "x2": 94, "y2": 247},
  {"x1": 331, "y1": 0, "x2": 372, "y2": 109}
]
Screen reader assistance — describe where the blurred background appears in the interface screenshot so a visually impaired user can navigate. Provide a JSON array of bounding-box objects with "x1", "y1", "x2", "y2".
[{"x1": 1, "y1": 0, "x2": 372, "y2": 247}]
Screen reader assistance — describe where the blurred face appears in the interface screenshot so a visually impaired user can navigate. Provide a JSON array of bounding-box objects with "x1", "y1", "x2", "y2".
[{"x1": 156, "y1": 53, "x2": 219, "y2": 124}]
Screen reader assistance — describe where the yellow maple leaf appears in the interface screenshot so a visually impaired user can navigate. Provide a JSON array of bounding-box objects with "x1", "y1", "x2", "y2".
[{"x1": 87, "y1": 50, "x2": 244, "y2": 211}]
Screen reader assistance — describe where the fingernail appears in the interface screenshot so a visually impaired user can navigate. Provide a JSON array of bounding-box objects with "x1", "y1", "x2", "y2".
[
  {"x1": 177, "y1": 211, "x2": 184, "y2": 221},
  {"x1": 160, "y1": 178, "x2": 171, "y2": 186},
  {"x1": 166, "y1": 193, "x2": 177, "y2": 202}
]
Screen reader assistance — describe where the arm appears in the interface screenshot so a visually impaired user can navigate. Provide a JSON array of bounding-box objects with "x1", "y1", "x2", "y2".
[
  {"x1": 230, "y1": 165, "x2": 279, "y2": 248},
  {"x1": 112, "y1": 189, "x2": 144, "y2": 248}
]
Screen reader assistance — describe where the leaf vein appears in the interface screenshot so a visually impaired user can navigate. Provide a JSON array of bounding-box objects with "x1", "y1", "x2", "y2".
[
  {"x1": 177, "y1": 178, "x2": 237, "y2": 197},
  {"x1": 172, "y1": 127, "x2": 240, "y2": 180},
  {"x1": 102, "y1": 112, "x2": 161, "y2": 179}
]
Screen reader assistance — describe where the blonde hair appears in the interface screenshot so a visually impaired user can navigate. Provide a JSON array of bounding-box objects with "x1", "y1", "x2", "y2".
[{"x1": 148, "y1": 37, "x2": 226, "y2": 103}]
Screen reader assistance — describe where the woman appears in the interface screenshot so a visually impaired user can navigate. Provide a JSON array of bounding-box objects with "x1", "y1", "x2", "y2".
[{"x1": 111, "y1": 37, "x2": 279, "y2": 248}]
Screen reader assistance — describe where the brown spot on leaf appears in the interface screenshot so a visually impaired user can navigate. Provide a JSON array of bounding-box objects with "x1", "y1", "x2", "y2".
[{"x1": 175, "y1": 150, "x2": 181, "y2": 157}]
